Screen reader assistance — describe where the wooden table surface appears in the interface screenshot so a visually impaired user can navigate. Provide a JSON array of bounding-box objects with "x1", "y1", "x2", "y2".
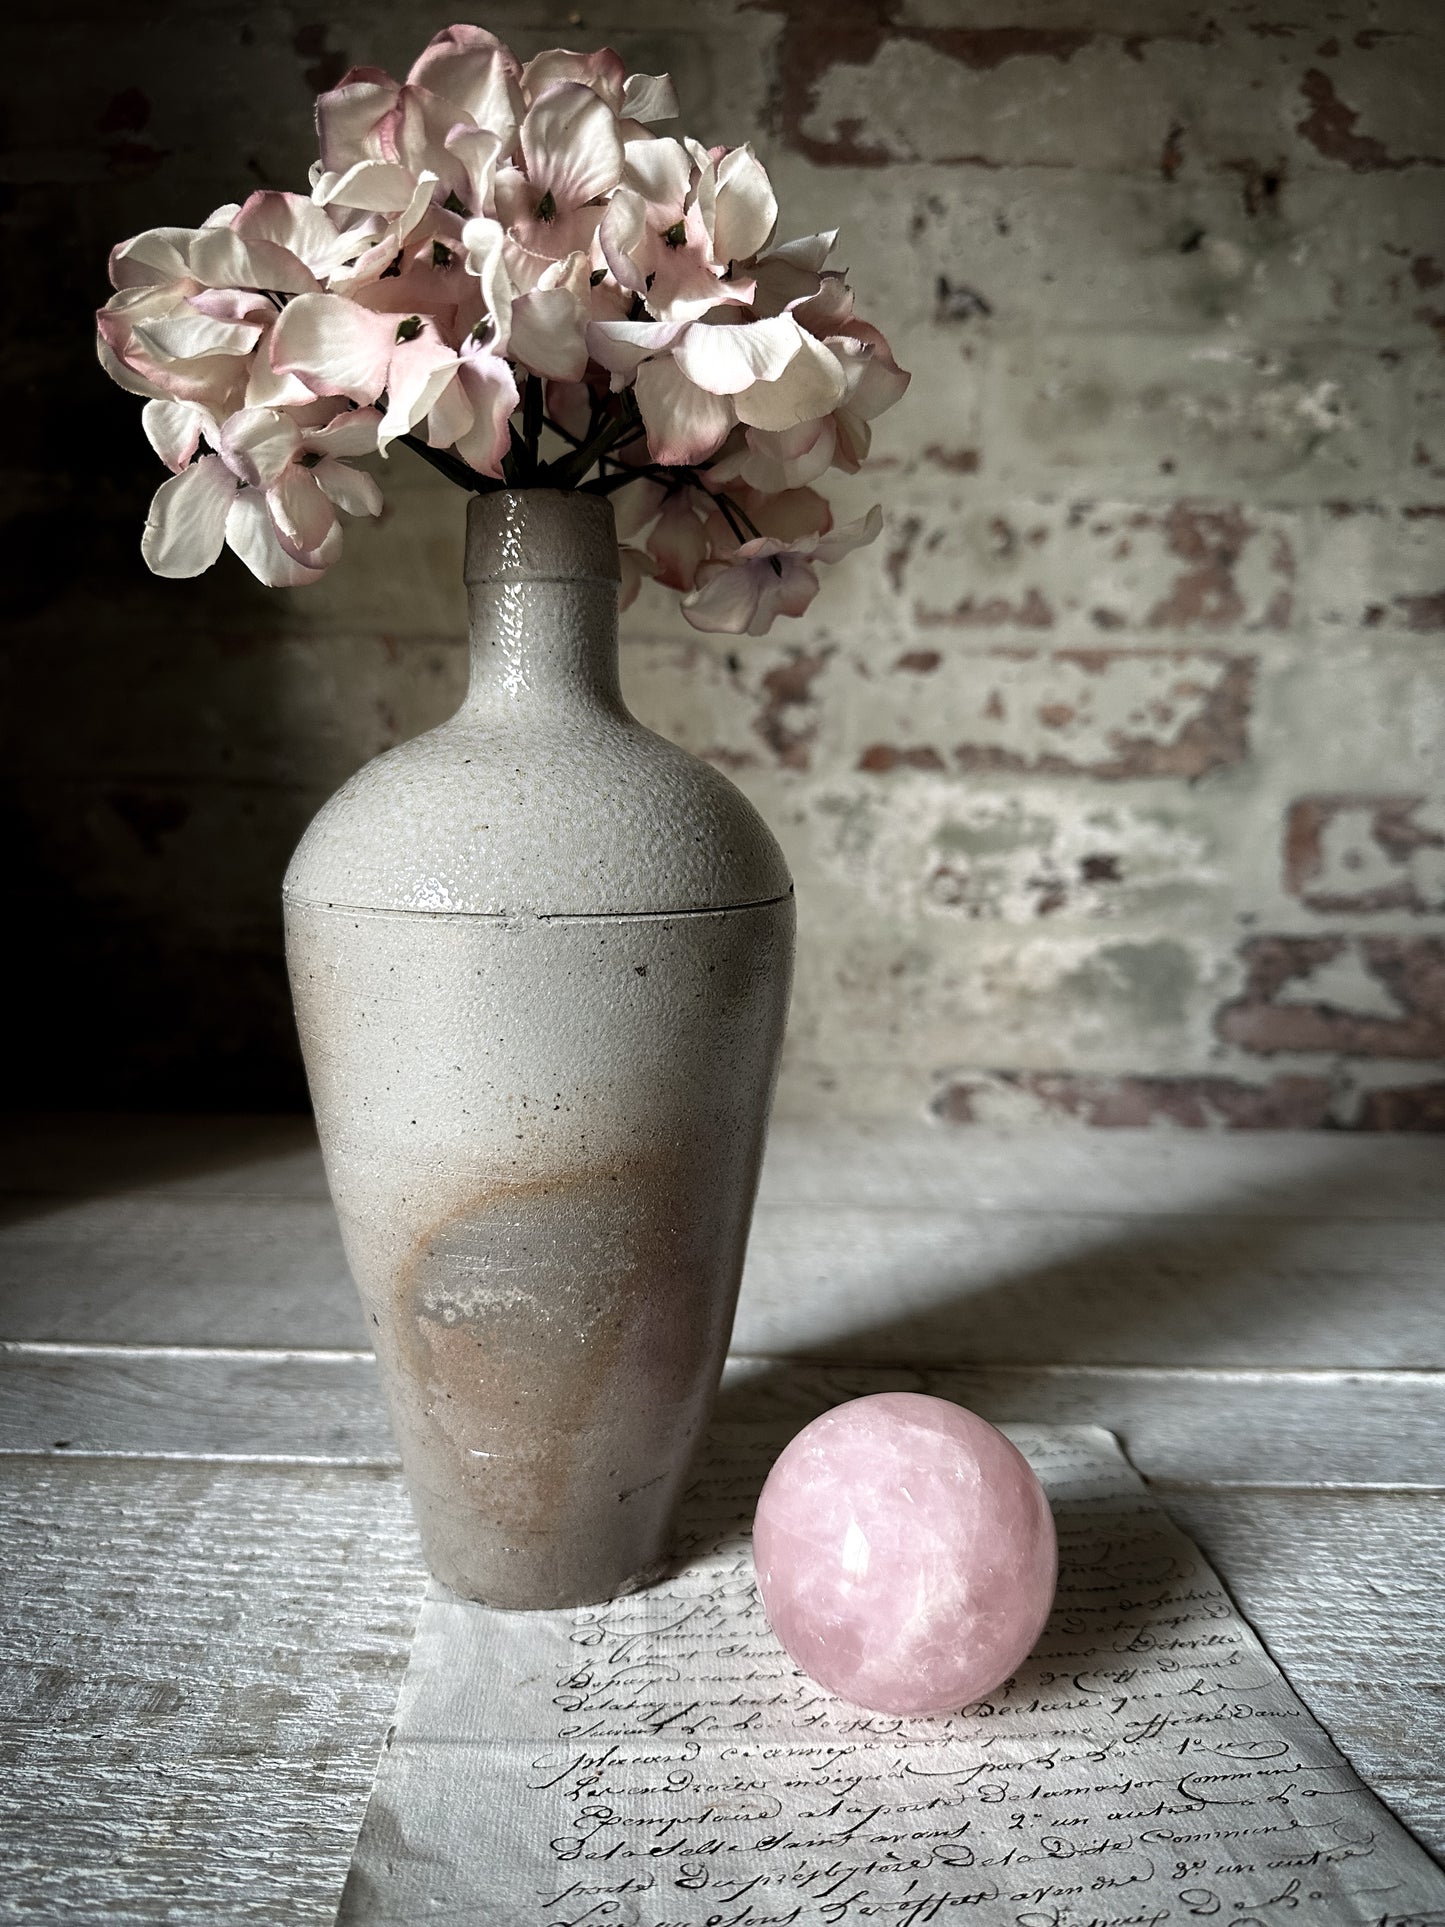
[{"x1": 1, "y1": 1115, "x2": 1441, "y2": 1923}]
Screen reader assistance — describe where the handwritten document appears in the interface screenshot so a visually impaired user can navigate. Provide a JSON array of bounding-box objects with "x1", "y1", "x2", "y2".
[{"x1": 341, "y1": 1388, "x2": 1445, "y2": 1926}]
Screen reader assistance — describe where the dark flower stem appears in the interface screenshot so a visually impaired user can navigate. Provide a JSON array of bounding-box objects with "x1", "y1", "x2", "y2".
[
  {"x1": 398, "y1": 433, "x2": 500, "y2": 494},
  {"x1": 522, "y1": 374, "x2": 544, "y2": 475}
]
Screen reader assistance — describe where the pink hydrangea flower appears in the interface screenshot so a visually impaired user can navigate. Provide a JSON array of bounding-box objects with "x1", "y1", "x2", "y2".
[{"x1": 99, "y1": 21, "x2": 908, "y2": 620}]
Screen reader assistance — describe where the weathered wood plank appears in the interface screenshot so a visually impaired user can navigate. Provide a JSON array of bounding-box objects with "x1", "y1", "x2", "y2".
[
  {"x1": 0, "y1": 1457, "x2": 425, "y2": 1926},
  {"x1": 3, "y1": 1346, "x2": 1441, "y2": 1489},
  {"x1": 5, "y1": 1192, "x2": 1445, "y2": 1367},
  {"x1": 0, "y1": 1197, "x2": 365, "y2": 1348},
  {"x1": 736, "y1": 1205, "x2": 1445, "y2": 1367},
  {"x1": 6, "y1": 1115, "x2": 1445, "y2": 1218}
]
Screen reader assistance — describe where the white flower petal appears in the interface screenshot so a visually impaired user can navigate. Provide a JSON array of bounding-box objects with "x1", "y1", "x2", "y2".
[
  {"x1": 712, "y1": 146, "x2": 777, "y2": 265},
  {"x1": 304, "y1": 406, "x2": 383, "y2": 458},
  {"x1": 680, "y1": 557, "x2": 763, "y2": 634},
  {"x1": 812, "y1": 502, "x2": 884, "y2": 564},
  {"x1": 377, "y1": 333, "x2": 461, "y2": 452},
  {"x1": 520, "y1": 81, "x2": 623, "y2": 211},
  {"x1": 446, "y1": 126, "x2": 504, "y2": 216},
  {"x1": 267, "y1": 467, "x2": 338, "y2": 561},
  {"x1": 108, "y1": 226, "x2": 196, "y2": 290},
  {"x1": 451, "y1": 352, "x2": 519, "y2": 477},
  {"x1": 313, "y1": 457, "x2": 383, "y2": 517},
  {"x1": 584, "y1": 317, "x2": 685, "y2": 382},
  {"x1": 741, "y1": 417, "x2": 836, "y2": 491},
  {"x1": 219, "y1": 408, "x2": 304, "y2": 487},
  {"x1": 634, "y1": 357, "x2": 734, "y2": 465},
  {"x1": 244, "y1": 353, "x2": 318, "y2": 410},
  {"x1": 270, "y1": 293, "x2": 395, "y2": 405},
  {"x1": 316, "y1": 69, "x2": 401, "y2": 173},
  {"x1": 611, "y1": 476, "x2": 666, "y2": 539},
  {"x1": 621, "y1": 136, "x2": 690, "y2": 212},
  {"x1": 507, "y1": 287, "x2": 588, "y2": 381},
  {"x1": 187, "y1": 225, "x2": 317, "y2": 296},
  {"x1": 233, "y1": 191, "x2": 358, "y2": 280},
  {"x1": 313, "y1": 158, "x2": 419, "y2": 216},
  {"x1": 142, "y1": 398, "x2": 206, "y2": 473},
  {"x1": 521, "y1": 47, "x2": 627, "y2": 112},
  {"x1": 673, "y1": 317, "x2": 800, "y2": 396},
  {"x1": 598, "y1": 186, "x2": 649, "y2": 294},
  {"x1": 621, "y1": 73, "x2": 679, "y2": 123},
  {"x1": 224, "y1": 487, "x2": 330, "y2": 586},
  {"x1": 140, "y1": 454, "x2": 234, "y2": 578},
  {"x1": 134, "y1": 308, "x2": 262, "y2": 361},
  {"x1": 410, "y1": 26, "x2": 524, "y2": 151},
  {"x1": 733, "y1": 331, "x2": 847, "y2": 431}
]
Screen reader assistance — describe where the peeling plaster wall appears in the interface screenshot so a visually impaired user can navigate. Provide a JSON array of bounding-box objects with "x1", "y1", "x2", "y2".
[{"x1": 2, "y1": 0, "x2": 1443, "y2": 1122}]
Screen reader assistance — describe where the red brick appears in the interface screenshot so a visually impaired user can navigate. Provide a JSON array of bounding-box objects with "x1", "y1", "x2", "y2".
[
  {"x1": 932, "y1": 1071, "x2": 1336, "y2": 1129},
  {"x1": 1284, "y1": 795, "x2": 1445, "y2": 912},
  {"x1": 1216, "y1": 936, "x2": 1445, "y2": 1058}
]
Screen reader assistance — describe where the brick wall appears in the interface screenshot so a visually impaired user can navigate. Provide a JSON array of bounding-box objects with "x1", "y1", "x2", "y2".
[{"x1": 2, "y1": 0, "x2": 1442, "y2": 1121}]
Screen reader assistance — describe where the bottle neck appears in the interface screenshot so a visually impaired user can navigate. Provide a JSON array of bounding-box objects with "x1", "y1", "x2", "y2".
[
  {"x1": 461, "y1": 576, "x2": 622, "y2": 716},
  {"x1": 458, "y1": 490, "x2": 624, "y2": 720}
]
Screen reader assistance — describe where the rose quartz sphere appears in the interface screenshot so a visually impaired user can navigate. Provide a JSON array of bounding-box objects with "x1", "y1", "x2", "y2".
[{"x1": 752, "y1": 1393, "x2": 1057, "y2": 1717}]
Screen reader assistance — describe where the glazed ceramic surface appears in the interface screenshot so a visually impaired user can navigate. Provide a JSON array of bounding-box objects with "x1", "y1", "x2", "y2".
[{"x1": 284, "y1": 492, "x2": 794, "y2": 1608}]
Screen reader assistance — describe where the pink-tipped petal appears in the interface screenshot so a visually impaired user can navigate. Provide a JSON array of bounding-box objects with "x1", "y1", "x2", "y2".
[
  {"x1": 140, "y1": 454, "x2": 235, "y2": 578},
  {"x1": 618, "y1": 543, "x2": 656, "y2": 611},
  {"x1": 187, "y1": 225, "x2": 318, "y2": 296},
  {"x1": 543, "y1": 377, "x2": 594, "y2": 444},
  {"x1": 620, "y1": 73, "x2": 679, "y2": 123},
  {"x1": 303, "y1": 405, "x2": 383, "y2": 458},
  {"x1": 377, "y1": 329, "x2": 460, "y2": 451},
  {"x1": 672, "y1": 316, "x2": 800, "y2": 396},
  {"x1": 621, "y1": 136, "x2": 691, "y2": 216},
  {"x1": 219, "y1": 407, "x2": 304, "y2": 487},
  {"x1": 740, "y1": 416, "x2": 836, "y2": 492},
  {"x1": 460, "y1": 213, "x2": 514, "y2": 347},
  {"x1": 270, "y1": 293, "x2": 395, "y2": 404},
  {"x1": 312, "y1": 456, "x2": 383, "y2": 517},
  {"x1": 598, "y1": 187, "x2": 649, "y2": 294},
  {"x1": 584, "y1": 317, "x2": 685, "y2": 382},
  {"x1": 507, "y1": 286, "x2": 588, "y2": 381},
  {"x1": 644, "y1": 200, "x2": 750, "y2": 323},
  {"x1": 267, "y1": 466, "x2": 339, "y2": 562},
  {"x1": 224, "y1": 487, "x2": 333, "y2": 586},
  {"x1": 186, "y1": 287, "x2": 273, "y2": 326},
  {"x1": 521, "y1": 47, "x2": 627, "y2": 111},
  {"x1": 409, "y1": 26, "x2": 524, "y2": 150},
  {"x1": 647, "y1": 492, "x2": 713, "y2": 590},
  {"x1": 232, "y1": 190, "x2": 358, "y2": 281},
  {"x1": 712, "y1": 145, "x2": 777, "y2": 265},
  {"x1": 313, "y1": 158, "x2": 419, "y2": 217},
  {"x1": 813, "y1": 502, "x2": 884, "y2": 563},
  {"x1": 316, "y1": 67, "x2": 402, "y2": 172},
  {"x1": 446, "y1": 125, "x2": 503, "y2": 215},
  {"x1": 133, "y1": 306, "x2": 262, "y2": 361},
  {"x1": 680, "y1": 555, "x2": 763, "y2": 634},
  {"x1": 244, "y1": 352, "x2": 319, "y2": 411},
  {"x1": 733, "y1": 330, "x2": 847, "y2": 431},
  {"x1": 634, "y1": 356, "x2": 733, "y2": 465},
  {"x1": 109, "y1": 227, "x2": 196, "y2": 290},
  {"x1": 451, "y1": 350, "x2": 520, "y2": 476},
  {"x1": 141, "y1": 398, "x2": 207, "y2": 473},
  {"x1": 520, "y1": 81, "x2": 624, "y2": 212}
]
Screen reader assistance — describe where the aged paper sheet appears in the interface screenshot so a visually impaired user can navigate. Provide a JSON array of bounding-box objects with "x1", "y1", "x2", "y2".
[{"x1": 340, "y1": 1378, "x2": 1445, "y2": 1927}]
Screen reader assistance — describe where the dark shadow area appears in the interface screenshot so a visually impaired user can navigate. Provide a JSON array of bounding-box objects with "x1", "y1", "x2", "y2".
[{"x1": 0, "y1": 12, "x2": 329, "y2": 1113}]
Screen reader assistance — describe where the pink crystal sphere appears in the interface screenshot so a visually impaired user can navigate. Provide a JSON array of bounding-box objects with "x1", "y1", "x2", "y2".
[{"x1": 752, "y1": 1393, "x2": 1057, "y2": 1717}]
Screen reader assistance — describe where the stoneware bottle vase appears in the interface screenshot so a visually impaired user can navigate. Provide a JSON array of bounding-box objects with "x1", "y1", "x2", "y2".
[{"x1": 283, "y1": 491, "x2": 794, "y2": 1610}]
